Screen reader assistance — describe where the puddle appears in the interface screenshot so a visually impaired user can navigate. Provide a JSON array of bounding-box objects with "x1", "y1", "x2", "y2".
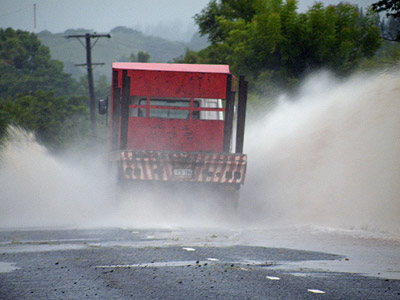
[
  {"x1": 0, "y1": 243, "x2": 87, "y2": 253},
  {"x1": 0, "y1": 238, "x2": 103, "y2": 253},
  {"x1": 270, "y1": 259, "x2": 400, "y2": 280},
  {"x1": 238, "y1": 259, "x2": 275, "y2": 267},
  {"x1": 289, "y1": 272, "x2": 331, "y2": 278},
  {"x1": 97, "y1": 260, "x2": 214, "y2": 268}
]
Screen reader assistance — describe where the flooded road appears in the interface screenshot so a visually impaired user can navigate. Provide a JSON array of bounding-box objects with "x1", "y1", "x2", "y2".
[{"x1": 0, "y1": 226, "x2": 399, "y2": 299}]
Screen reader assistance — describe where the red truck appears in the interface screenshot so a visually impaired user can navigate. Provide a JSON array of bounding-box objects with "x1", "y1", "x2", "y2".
[{"x1": 108, "y1": 63, "x2": 248, "y2": 207}]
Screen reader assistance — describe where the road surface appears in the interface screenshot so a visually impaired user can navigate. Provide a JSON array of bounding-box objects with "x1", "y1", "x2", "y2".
[{"x1": 0, "y1": 227, "x2": 399, "y2": 299}]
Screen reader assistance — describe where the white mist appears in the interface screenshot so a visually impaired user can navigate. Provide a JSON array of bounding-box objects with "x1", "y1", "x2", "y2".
[
  {"x1": 242, "y1": 71, "x2": 400, "y2": 232},
  {"x1": 0, "y1": 127, "x2": 114, "y2": 228}
]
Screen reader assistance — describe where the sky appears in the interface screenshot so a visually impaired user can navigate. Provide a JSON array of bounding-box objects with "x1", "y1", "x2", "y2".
[{"x1": 0, "y1": 0, "x2": 377, "y2": 41}]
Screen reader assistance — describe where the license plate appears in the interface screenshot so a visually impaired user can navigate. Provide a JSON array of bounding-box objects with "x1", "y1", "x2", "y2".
[{"x1": 173, "y1": 168, "x2": 193, "y2": 177}]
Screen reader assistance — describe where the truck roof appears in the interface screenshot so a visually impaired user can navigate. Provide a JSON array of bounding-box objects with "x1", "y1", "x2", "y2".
[{"x1": 112, "y1": 62, "x2": 230, "y2": 74}]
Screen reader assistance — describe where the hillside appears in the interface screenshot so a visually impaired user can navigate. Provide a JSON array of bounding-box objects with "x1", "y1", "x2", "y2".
[{"x1": 38, "y1": 26, "x2": 207, "y2": 79}]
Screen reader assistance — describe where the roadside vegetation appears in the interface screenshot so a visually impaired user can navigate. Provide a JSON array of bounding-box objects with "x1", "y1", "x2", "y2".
[
  {"x1": 0, "y1": 0, "x2": 398, "y2": 150},
  {"x1": 175, "y1": 1, "x2": 382, "y2": 97}
]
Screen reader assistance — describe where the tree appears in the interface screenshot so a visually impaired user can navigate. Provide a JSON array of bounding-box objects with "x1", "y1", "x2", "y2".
[
  {"x1": 0, "y1": 28, "x2": 79, "y2": 99},
  {"x1": 0, "y1": 91, "x2": 89, "y2": 149},
  {"x1": 372, "y1": 0, "x2": 400, "y2": 41},
  {"x1": 372, "y1": 0, "x2": 400, "y2": 19},
  {"x1": 128, "y1": 51, "x2": 151, "y2": 62},
  {"x1": 194, "y1": 0, "x2": 257, "y2": 44},
  {"x1": 0, "y1": 28, "x2": 94, "y2": 148},
  {"x1": 381, "y1": 16, "x2": 400, "y2": 40},
  {"x1": 358, "y1": 40, "x2": 400, "y2": 71},
  {"x1": 78, "y1": 74, "x2": 111, "y2": 102},
  {"x1": 187, "y1": 0, "x2": 382, "y2": 95},
  {"x1": 137, "y1": 51, "x2": 151, "y2": 62}
]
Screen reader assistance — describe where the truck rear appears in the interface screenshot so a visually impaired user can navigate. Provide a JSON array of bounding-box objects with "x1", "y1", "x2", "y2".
[{"x1": 109, "y1": 63, "x2": 248, "y2": 206}]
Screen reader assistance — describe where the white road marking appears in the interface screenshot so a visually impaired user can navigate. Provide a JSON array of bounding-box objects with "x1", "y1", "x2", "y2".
[
  {"x1": 308, "y1": 289, "x2": 326, "y2": 294},
  {"x1": 266, "y1": 276, "x2": 281, "y2": 280},
  {"x1": 182, "y1": 247, "x2": 196, "y2": 251}
]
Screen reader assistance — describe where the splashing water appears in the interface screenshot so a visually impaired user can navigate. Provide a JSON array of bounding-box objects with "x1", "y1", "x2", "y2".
[
  {"x1": 0, "y1": 126, "x2": 114, "y2": 228},
  {"x1": 241, "y1": 71, "x2": 400, "y2": 232},
  {"x1": 0, "y1": 127, "x2": 231, "y2": 229},
  {"x1": 0, "y1": 71, "x2": 399, "y2": 233}
]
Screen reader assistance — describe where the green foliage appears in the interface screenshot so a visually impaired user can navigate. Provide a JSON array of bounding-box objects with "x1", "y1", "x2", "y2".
[
  {"x1": 0, "y1": 91, "x2": 89, "y2": 149},
  {"x1": 358, "y1": 40, "x2": 400, "y2": 71},
  {"x1": 194, "y1": 0, "x2": 257, "y2": 44},
  {"x1": 0, "y1": 28, "x2": 96, "y2": 149},
  {"x1": 187, "y1": 32, "x2": 210, "y2": 51},
  {"x1": 372, "y1": 0, "x2": 400, "y2": 19},
  {"x1": 0, "y1": 28, "x2": 79, "y2": 98},
  {"x1": 78, "y1": 74, "x2": 111, "y2": 101},
  {"x1": 128, "y1": 52, "x2": 137, "y2": 62},
  {"x1": 0, "y1": 109, "x2": 13, "y2": 138},
  {"x1": 373, "y1": 1, "x2": 400, "y2": 41},
  {"x1": 137, "y1": 51, "x2": 151, "y2": 62},
  {"x1": 189, "y1": 0, "x2": 382, "y2": 95},
  {"x1": 128, "y1": 51, "x2": 151, "y2": 62}
]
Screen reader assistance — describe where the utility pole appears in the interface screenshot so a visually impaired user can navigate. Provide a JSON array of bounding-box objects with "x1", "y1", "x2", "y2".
[
  {"x1": 33, "y1": 4, "x2": 37, "y2": 31},
  {"x1": 66, "y1": 33, "x2": 111, "y2": 138}
]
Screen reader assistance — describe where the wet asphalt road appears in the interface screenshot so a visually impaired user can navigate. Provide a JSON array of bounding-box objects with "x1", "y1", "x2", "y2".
[{"x1": 0, "y1": 228, "x2": 399, "y2": 300}]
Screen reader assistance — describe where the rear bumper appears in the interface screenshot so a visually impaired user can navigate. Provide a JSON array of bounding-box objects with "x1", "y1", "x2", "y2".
[{"x1": 109, "y1": 150, "x2": 247, "y2": 184}]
